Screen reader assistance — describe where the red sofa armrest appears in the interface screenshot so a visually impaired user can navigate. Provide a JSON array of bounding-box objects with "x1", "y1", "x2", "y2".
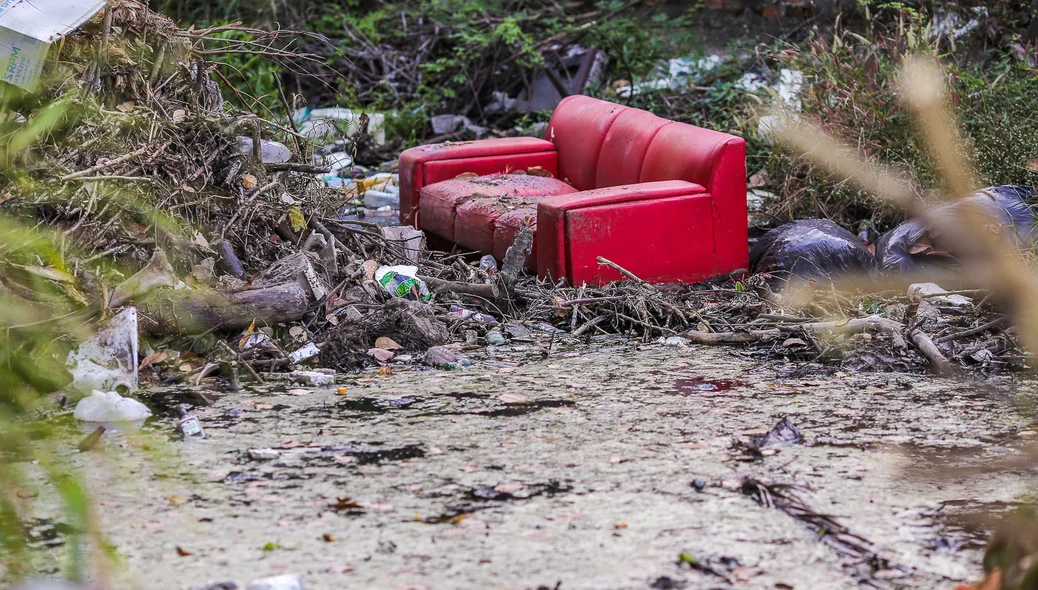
[
  {"x1": 399, "y1": 137, "x2": 558, "y2": 226},
  {"x1": 536, "y1": 181, "x2": 714, "y2": 285}
]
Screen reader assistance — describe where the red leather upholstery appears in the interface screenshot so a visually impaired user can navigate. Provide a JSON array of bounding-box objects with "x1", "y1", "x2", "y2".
[
  {"x1": 595, "y1": 109, "x2": 671, "y2": 188},
  {"x1": 398, "y1": 96, "x2": 747, "y2": 285},
  {"x1": 418, "y1": 173, "x2": 576, "y2": 245},
  {"x1": 399, "y1": 137, "x2": 558, "y2": 226},
  {"x1": 545, "y1": 96, "x2": 626, "y2": 190},
  {"x1": 537, "y1": 181, "x2": 710, "y2": 284},
  {"x1": 640, "y1": 123, "x2": 748, "y2": 274}
]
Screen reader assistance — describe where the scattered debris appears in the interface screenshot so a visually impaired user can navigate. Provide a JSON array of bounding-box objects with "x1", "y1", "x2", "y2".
[{"x1": 741, "y1": 478, "x2": 908, "y2": 586}]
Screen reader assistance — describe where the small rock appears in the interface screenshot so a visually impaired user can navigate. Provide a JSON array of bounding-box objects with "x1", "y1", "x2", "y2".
[
  {"x1": 664, "y1": 336, "x2": 688, "y2": 347},
  {"x1": 245, "y1": 575, "x2": 303, "y2": 590},
  {"x1": 248, "y1": 448, "x2": 280, "y2": 461},
  {"x1": 692, "y1": 478, "x2": 707, "y2": 491},
  {"x1": 288, "y1": 371, "x2": 334, "y2": 387},
  {"x1": 424, "y1": 346, "x2": 458, "y2": 369},
  {"x1": 907, "y1": 282, "x2": 972, "y2": 307}
]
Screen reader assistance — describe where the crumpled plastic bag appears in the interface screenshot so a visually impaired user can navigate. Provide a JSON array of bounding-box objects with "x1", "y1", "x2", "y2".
[
  {"x1": 73, "y1": 390, "x2": 152, "y2": 422},
  {"x1": 876, "y1": 185, "x2": 1038, "y2": 276},
  {"x1": 750, "y1": 219, "x2": 877, "y2": 287},
  {"x1": 374, "y1": 265, "x2": 431, "y2": 302}
]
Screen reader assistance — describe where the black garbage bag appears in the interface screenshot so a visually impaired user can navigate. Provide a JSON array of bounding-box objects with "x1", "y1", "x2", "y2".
[
  {"x1": 750, "y1": 219, "x2": 878, "y2": 287},
  {"x1": 875, "y1": 185, "x2": 1038, "y2": 276}
]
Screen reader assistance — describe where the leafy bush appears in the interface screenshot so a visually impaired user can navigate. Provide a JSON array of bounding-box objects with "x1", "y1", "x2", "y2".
[{"x1": 753, "y1": 15, "x2": 1038, "y2": 230}]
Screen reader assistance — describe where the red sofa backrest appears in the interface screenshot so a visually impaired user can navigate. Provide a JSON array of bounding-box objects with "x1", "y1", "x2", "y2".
[
  {"x1": 545, "y1": 95, "x2": 745, "y2": 199},
  {"x1": 545, "y1": 95, "x2": 748, "y2": 275}
]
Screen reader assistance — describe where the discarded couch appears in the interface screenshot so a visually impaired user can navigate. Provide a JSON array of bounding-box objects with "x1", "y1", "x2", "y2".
[{"x1": 399, "y1": 95, "x2": 747, "y2": 285}]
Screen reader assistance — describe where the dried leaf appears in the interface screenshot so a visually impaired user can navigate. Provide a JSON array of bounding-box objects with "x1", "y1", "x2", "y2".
[
  {"x1": 175, "y1": 546, "x2": 192, "y2": 556},
  {"x1": 375, "y1": 336, "x2": 403, "y2": 350},
  {"x1": 367, "y1": 348, "x2": 394, "y2": 362},
  {"x1": 362, "y1": 260, "x2": 379, "y2": 281},
  {"x1": 330, "y1": 496, "x2": 363, "y2": 512},
  {"x1": 138, "y1": 351, "x2": 168, "y2": 370},
  {"x1": 288, "y1": 206, "x2": 306, "y2": 232},
  {"x1": 116, "y1": 101, "x2": 135, "y2": 113},
  {"x1": 241, "y1": 174, "x2": 258, "y2": 189},
  {"x1": 238, "y1": 320, "x2": 257, "y2": 350},
  {"x1": 454, "y1": 172, "x2": 478, "y2": 180},
  {"x1": 526, "y1": 166, "x2": 553, "y2": 178},
  {"x1": 172, "y1": 109, "x2": 187, "y2": 123}
]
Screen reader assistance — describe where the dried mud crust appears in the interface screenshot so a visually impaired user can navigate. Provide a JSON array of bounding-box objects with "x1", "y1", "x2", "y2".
[{"x1": 69, "y1": 343, "x2": 1038, "y2": 589}]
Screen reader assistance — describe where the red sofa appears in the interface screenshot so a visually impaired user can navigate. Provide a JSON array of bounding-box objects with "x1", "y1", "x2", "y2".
[{"x1": 399, "y1": 95, "x2": 747, "y2": 285}]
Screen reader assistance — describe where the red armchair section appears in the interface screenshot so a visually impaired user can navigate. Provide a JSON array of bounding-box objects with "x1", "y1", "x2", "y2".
[
  {"x1": 397, "y1": 96, "x2": 748, "y2": 285},
  {"x1": 398, "y1": 137, "x2": 559, "y2": 226}
]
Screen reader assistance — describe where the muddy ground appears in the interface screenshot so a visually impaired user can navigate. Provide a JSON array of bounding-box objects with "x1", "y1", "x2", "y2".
[{"x1": 25, "y1": 337, "x2": 1038, "y2": 589}]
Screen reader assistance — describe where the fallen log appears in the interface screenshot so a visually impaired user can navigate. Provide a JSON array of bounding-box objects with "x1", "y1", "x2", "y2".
[
  {"x1": 137, "y1": 283, "x2": 311, "y2": 335},
  {"x1": 420, "y1": 275, "x2": 499, "y2": 299},
  {"x1": 682, "y1": 315, "x2": 955, "y2": 374},
  {"x1": 683, "y1": 329, "x2": 778, "y2": 344}
]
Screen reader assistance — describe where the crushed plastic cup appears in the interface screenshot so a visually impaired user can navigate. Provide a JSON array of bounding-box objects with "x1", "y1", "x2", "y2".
[
  {"x1": 73, "y1": 390, "x2": 152, "y2": 422},
  {"x1": 375, "y1": 265, "x2": 431, "y2": 302}
]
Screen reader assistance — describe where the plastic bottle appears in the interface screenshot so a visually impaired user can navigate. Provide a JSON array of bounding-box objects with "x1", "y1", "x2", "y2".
[
  {"x1": 479, "y1": 255, "x2": 498, "y2": 274},
  {"x1": 449, "y1": 304, "x2": 498, "y2": 325},
  {"x1": 177, "y1": 405, "x2": 205, "y2": 439}
]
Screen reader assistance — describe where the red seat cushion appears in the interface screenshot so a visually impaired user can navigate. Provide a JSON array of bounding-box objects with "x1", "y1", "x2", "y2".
[
  {"x1": 455, "y1": 196, "x2": 538, "y2": 253},
  {"x1": 419, "y1": 173, "x2": 577, "y2": 246}
]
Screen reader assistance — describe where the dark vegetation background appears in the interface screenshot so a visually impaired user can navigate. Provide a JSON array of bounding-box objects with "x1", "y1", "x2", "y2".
[{"x1": 149, "y1": 0, "x2": 1038, "y2": 230}]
